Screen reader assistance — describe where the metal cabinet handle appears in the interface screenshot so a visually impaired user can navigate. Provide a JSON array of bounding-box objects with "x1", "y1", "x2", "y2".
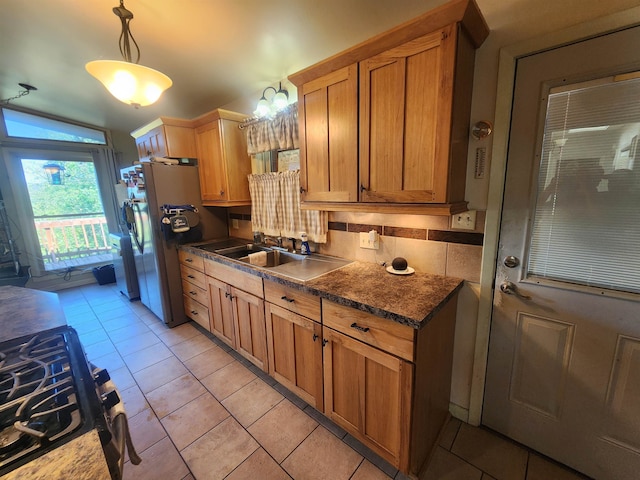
[
  {"x1": 219, "y1": 190, "x2": 225, "y2": 196},
  {"x1": 500, "y1": 281, "x2": 531, "y2": 300},
  {"x1": 189, "y1": 290, "x2": 196, "y2": 295},
  {"x1": 281, "y1": 295, "x2": 295, "y2": 303},
  {"x1": 185, "y1": 258, "x2": 193, "y2": 263},
  {"x1": 313, "y1": 334, "x2": 318, "y2": 342},
  {"x1": 322, "y1": 339, "x2": 328, "y2": 347},
  {"x1": 360, "y1": 184, "x2": 367, "y2": 192},
  {"x1": 190, "y1": 310, "x2": 198, "y2": 315},
  {"x1": 350, "y1": 322, "x2": 370, "y2": 333},
  {"x1": 187, "y1": 275, "x2": 195, "y2": 279}
]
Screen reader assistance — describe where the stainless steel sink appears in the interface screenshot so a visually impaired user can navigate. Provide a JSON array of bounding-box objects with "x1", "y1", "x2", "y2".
[
  {"x1": 262, "y1": 251, "x2": 352, "y2": 282},
  {"x1": 212, "y1": 244, "x2": 272, "y2": 259},
  {"x1": 236, "y1": 249, "x2": 306, "y2": 267},
  {"x1": 193, "y1": 240, "x2": 352, "y2": 282}
]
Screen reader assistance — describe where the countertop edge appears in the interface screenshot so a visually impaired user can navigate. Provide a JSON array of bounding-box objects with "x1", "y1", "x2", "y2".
[{"x1": 181, "y1": 244, "x2": 464, "y2": 329}]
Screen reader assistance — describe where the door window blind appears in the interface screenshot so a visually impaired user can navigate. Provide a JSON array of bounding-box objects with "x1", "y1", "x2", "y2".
[{"x1": 527, "y1": 75, "x2": 640, "y2": 294}]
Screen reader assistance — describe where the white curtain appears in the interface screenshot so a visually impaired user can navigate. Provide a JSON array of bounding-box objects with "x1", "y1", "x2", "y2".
[
  {"x1": 248, "y1": 170, "x2": 327, "y2": 243},
  {"x1": 244, "y1": 104, "x2": 299, "y2": 155}
]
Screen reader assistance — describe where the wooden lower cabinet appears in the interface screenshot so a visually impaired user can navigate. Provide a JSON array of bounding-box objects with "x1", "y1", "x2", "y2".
[
  {"x1": 322, "y1": 326, "x2": 413, "y2": 469},
  {"x1": 207, "y1": 276, "x2": 236, "y2": 349},
  {"x1": 231, "y1": 287, "x2": 268, "y2": 371},
  {"x1": 265, "y1": 302, "x2": 324, "y2": 410}
]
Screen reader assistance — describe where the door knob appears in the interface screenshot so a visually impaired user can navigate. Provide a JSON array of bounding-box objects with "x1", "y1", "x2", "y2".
[{"x1": 500, "y1": 281, "x2": 531, "y2": 299}]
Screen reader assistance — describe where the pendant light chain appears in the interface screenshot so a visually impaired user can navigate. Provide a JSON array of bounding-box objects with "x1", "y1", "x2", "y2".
[{"x1": 114, "y1": 0, "x2": 140, "y2": 64}]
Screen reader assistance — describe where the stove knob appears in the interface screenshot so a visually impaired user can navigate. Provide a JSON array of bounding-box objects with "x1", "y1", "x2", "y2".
[
  {"x1": 94, "y1": 368, "x2": 111, "y2": 386},
  {"x1": 101, "y1": 390, "x2": 120, "y2": 411}
]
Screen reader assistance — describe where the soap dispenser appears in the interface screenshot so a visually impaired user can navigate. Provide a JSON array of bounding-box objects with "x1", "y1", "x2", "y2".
[{"x1": 300, "y1": 232, "x2": 311, "y2": 255}]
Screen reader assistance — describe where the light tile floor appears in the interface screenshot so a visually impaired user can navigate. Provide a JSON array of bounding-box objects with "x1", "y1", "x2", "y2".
[{"x1": 58, "y1": 283, "x2": 592, "y2": 480}]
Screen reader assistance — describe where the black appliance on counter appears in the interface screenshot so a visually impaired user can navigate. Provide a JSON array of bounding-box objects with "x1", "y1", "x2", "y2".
[{"x1": 0, "y1": 326, "x2": 139, "y2": 479}]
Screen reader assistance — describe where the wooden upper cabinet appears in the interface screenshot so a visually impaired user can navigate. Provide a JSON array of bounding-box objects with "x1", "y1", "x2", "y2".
[
  {"x1": 131, "y1": 117, "x2": 197, "y2": 162},
  {"x1": 360, "y1": 27, "x2": 458, "y2": 203},
  {"x1": 289, "y1": 0, "x2": 488, "y2": 214},
  {"x1": 299, "y1": 64, "x2": 358, "y2": 203},
  {"x1": 193, "y1": 109, "x2": 252, "y2": 206}
]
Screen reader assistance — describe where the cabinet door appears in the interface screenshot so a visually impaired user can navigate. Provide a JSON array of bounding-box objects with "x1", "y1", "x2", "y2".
[
  {"x1": 208, "y1": 277, "x2": 236, "y2": 349},
  {"x1": 231, "y1": 287, "x2": 268, "y2": 372},
  {"x1": 359, "y1": 27, "x2": 456, "y2": 203},
  {"x1": 163, "y1": 125, "x2": 196, "y2": 158},
  {"x1": 195, "y1": 121, "x2": 228, "y2": 202},
  {"x1": 219, "y1": 118, "x2": 252, "y2": 203},
  {"x1": 299, "y1": 64, "x2": 358, "y2": 203},
  {"x1": 265, "y1": 303, "x2": 323, "y2": 410},
  {"x1": 136, "y1": 126, "x2": 167, "y2": 161},
  {"x1": 323, "y1": 327, "x2": 413, "y2": 469}
]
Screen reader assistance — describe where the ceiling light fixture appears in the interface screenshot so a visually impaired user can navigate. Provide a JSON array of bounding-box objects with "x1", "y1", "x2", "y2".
[
  {"x1": 85, "y1": 0, "x2": 172, "y2": 108},
  {"x1": 254, "y1": 82, "x2": 289, "y2": 118}
]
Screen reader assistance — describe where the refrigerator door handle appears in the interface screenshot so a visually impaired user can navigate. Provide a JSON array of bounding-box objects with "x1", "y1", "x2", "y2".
[{"x1": 131, "y1": 203, "x2": 144, "y2": 254}]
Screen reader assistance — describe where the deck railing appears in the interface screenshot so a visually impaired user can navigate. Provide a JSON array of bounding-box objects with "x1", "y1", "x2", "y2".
[{"x1": 34, "y1": 214, "x2": 111, "y2": 270}]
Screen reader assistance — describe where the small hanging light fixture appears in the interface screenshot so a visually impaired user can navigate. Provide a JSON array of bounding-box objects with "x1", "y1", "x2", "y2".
[
  {"x1": 43, "y1": 163, "x2": 66, "y2": 185},
  {"x1": 85, "y1": 0, "x2": 172, "y2": 108},
  {"x1": 254, "y1": 82, "x2": 289, "y2": 118}
]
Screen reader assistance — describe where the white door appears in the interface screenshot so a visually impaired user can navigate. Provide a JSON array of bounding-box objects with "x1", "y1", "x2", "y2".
[{"x1": 483, "y1": 27, "x2": 640, "y2": 480}]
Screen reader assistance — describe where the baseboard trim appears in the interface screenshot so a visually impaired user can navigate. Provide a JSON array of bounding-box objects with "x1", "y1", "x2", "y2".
[{"x1": 449, "y1": 402, "x2": 469, "y2": 424}]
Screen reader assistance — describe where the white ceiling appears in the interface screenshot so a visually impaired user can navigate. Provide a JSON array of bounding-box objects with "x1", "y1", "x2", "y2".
[{"x1": 1, "y1": 0, "x2": 638, "y2": 137}]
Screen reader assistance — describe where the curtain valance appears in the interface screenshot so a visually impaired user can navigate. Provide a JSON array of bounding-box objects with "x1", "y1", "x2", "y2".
[{"x1": 243, "y1": 104, "x2": 299, "y2": 155}]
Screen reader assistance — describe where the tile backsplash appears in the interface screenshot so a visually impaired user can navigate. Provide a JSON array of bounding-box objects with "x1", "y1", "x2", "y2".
[{"x1": 227, "y1": 207, "x2": 485, "y2": 283}]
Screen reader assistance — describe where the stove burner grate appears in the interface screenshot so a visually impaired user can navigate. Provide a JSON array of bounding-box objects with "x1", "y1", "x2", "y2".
[{"x1": 0, "y1": 331, "x2": 83, "y2": 469}]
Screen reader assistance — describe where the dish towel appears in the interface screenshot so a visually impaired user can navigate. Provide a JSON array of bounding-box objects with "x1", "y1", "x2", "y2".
[{"x1": 248, "y1": 251, "x2": 267, "y2": 267}]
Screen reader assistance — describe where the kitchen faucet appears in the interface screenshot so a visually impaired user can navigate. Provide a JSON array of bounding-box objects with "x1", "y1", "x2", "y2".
[{"x1": 263, "y1": 235, "x2": 283, "y2": 248}]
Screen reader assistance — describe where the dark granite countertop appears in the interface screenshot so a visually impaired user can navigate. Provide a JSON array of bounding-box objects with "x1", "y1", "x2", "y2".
[
  {"x1": 182, "y1": 244, "x2": 463, "y2": 329},
  {"x1": 0, "y1": 286, "x2": 67, "y2": 343},
  {"x1": 0, "y1": 286, "x2": 111, "y2": 480}
]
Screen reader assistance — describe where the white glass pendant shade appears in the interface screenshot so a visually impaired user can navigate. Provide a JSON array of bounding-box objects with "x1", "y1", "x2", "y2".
[
  {"x1": 272, "y1": 90, "x2": 288, "y2": 110},
  {"x1": 86, "y1": 60, "x2": 172, "y2": 107},
  {"x1": 254, "y1": 97, "x2": 270, "y2": 117}
]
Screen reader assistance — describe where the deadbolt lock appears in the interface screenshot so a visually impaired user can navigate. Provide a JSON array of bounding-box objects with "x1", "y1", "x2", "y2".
[{"x1": 503, "y1": 255, "x2": 520, "y2": 268}]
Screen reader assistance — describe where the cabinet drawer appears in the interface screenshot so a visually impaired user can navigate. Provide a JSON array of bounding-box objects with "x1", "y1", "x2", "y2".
[
  {"x1": 183, "y1": 295, "x2": 210, "y2": 331},
  {"x1": 182, "y1": 279, "x2": 209, "y2": 306},
  {"x1": 264, "y1": 280, "x2": 321, "y2": 322},
  {"x1": 179, "y1": 250, "x2": 204, "y2": 272},
  {"x1": 322, "y1": 300, "x2": 415, "y2": 362},
  {"x1": 204, "y1": 258, "x2": 263, "y2": 298},
  {"x1": 181, "y1": 265, "x2": 206, "y2": 290}
]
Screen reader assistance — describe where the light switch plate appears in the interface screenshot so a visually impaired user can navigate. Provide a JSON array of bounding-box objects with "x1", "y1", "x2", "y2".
[
  {"x1": 232, "y1": 219, "x2": 239, "y2": 229},
  {"x1": 451, "y1": 210, "x2": 477, "y2": 230}
]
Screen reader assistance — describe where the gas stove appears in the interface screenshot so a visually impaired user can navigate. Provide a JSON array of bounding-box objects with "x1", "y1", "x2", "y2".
[{"x1": 0, "y1": 326, "x2": 138, "y2": 479}]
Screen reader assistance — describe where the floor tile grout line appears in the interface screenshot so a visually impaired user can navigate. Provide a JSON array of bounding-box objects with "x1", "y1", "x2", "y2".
[
  {"x1": 64, "y1": 285, "x2": 567, "y2": 480},
  {"x1": 68, "y1": 293, "x2": 373, "y2": 478}
]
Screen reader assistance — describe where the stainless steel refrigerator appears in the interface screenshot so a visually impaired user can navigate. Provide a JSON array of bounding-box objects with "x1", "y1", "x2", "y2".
[{"x1": 120, "y1": 162, "x2": 227, "y2": 327}]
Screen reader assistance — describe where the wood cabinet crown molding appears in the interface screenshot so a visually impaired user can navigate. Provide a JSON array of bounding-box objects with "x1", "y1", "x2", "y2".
[{"x1": 288, "y1": 0, "x2": 488, "y2": 87}]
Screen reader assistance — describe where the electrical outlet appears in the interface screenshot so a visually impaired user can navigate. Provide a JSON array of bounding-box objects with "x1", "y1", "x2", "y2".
[
  {"x1": 451, "y1": 210, "x2": 477, "y2": 230},
  {"x1": 359, "y1": 231, "x2": 380, "y2": 249},
  {"x1": 232, "y1": 219, "x2": 239, "y2": 229}
]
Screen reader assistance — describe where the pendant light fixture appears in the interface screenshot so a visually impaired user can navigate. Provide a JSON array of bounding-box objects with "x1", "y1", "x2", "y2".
[
  {"x1": 85, "y1": 0, "x2": 172, "y2": 108},
  {"x1": 254, "y1": 82, "x2": 289, "y2": 118}
]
